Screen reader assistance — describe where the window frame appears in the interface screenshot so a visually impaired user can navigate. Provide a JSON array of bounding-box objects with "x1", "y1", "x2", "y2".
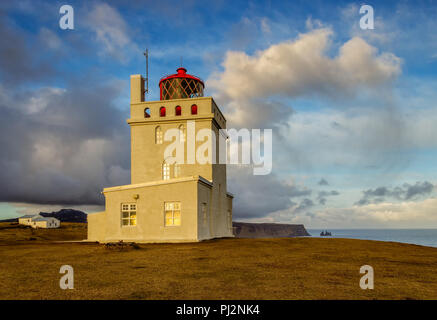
[
  {"x1": 164, "y1": 202, "x2": 181, "y2": 227},
  {"x1": 121, "y1": 203, "x2": 137, "y2": 227},
  {"x1": 155, "y1": 126, "x2": 163, "y2": 144},
  {"x1": 162, "y1": 162, "x2": 170, "y2": 180}
]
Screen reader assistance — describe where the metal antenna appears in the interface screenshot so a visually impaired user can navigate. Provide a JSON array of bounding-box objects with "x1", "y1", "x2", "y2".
[
  {"x1": 180, "y1": 56, "x2": 183, "y2": 67},
  {"x1": 143, "y1": 49, "x2": 149, "y2": 96}
]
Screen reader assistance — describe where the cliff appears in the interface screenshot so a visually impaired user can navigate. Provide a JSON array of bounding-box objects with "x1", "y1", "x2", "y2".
[{"x1": 233, "y1": 222, "x2": 310, "y2": 238}]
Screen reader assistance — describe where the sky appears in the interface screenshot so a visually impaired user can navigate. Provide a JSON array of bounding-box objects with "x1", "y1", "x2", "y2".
[{"x1": 0, "y1": 0, "x2": 437, "y2": 228}]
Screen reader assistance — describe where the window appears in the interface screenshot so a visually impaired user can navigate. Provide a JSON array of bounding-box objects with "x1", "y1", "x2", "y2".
[
  {"x1": 165, "y1": 202, "x2": 181, "y2": 226},
  {"x1": 175, "y1": 105, "x2": 182, "y2": 116},
  {"x1": 178, "y1": 124, "x2": 185, "y2": 142},
  {"x1": 174, "y1": 163, "x2": 180, "y2": 178},
  {"x1": 155, "y1": 126, "x2": 163, "y2": 144},
  {"x1": 163, "y1": 162, "x2": 170, "y2": 180},
  {"x1": 121, "y1": 203, "x2": 137, "y2": 226},
  {"x1": 144, "y1": 108, "x2": 151, "y2": 118},
  {"x1": 191, "y1": 104, "x2": 198, "y2": 115},
  {"x1": 160, "y1": 106, "x2": 166, "y2": 117}
]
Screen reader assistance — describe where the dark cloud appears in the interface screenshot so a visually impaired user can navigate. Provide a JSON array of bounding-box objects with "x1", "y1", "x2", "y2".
[
  {"x1": 305, "y1": 212, "x2": 316, "y2": 219},
  {"x1": 317, "y1": 190, "x2": 340, "y2": 205},
  {"x1": 405, "y1": 181, "x2": 434, "y2": 200},
  {"x1": 0, "y1": 4, "x2": 133, "y2": 206},
  {"x1": 355, "y1": 197, "x2": 385, "y2": 206},
  {"x1": 355, "y1": 181, "x2": 435, "y2": 205},
  {"x1": 318, "y1": 190, "x2": 340, "y2": 197},
  {"x1": 228, "y1": 167, "x2": 312, "y2": 219},
  {"x1": 0, "y1": 12, "x2": 56, "y2": 85},
  {"x1": 294, "y1": 198, "x2": 314, "y2": 213},
  {"x1": 0, "y1": 80, "x2": 130, "y2": 205},
  {"x1": 363, "y1": 186, "x2": 391, "y2": 198},
  {"x1": 318, "y1": 178, "x2": 329, "y2": 186}
]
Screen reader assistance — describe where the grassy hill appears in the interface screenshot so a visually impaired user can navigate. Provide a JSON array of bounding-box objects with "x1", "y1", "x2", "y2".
[{"x1": 1, "y1": 222, "x2": 437, "y2": 300}]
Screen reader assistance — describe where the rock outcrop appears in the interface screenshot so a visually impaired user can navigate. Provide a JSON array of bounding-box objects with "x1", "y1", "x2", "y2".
[
  {"x1": 233, "y1": 222, "x2": 310, "y2": 238},
  {"x1": 40, "y1": 209, "x2": 87, "y2": 223}
]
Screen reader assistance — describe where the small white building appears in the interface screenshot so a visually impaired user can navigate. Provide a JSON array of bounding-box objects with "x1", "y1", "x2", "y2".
[
  {"x1": 31, "y1": 217, "x2": 60, "y2": 229},
  {"x1": 18, "y1": 214, "x2": 39, "y2": 226},
  {"x1": 18, "y1": 214, "x2": 60, "y2": 229}
]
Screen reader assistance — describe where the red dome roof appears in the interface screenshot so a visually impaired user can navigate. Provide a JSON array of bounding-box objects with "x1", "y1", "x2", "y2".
[{"x1": 159, "y1": 67, "x2": 204, "y2": 87}]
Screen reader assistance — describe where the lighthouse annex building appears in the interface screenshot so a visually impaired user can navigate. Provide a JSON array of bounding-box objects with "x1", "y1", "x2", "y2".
[{"x1": 88, "y1": 68, "x2": 234, "y2": 242}]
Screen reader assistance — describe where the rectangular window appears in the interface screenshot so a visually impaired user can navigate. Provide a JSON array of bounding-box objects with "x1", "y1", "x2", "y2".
[
  {"x1": 155, "y1": 127, "x2": 163, "y2": 144},
  {"x1": 165, "y1": 202, "x2": 181, "y2": 226},
  {"x1": 121, "y1": 203, "x2": 137, "y2": 226},
  {"x1": 163, "y1": 163, "x2": 170, "y2": 180}
]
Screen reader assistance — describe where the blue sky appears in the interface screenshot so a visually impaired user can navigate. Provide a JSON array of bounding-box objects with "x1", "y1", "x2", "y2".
[{"x1": 0, "y1": 0, "x2": 437, "y2": 228}]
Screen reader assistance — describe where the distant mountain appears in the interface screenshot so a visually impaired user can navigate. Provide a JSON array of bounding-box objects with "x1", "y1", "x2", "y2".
[
  {"x1": 40, "y1": 209, "x2": 87, "y2": 223},
  {"x1": 233, "y1": 222, "x2": 310, "y2": 238},
  {"x1": 0, "y1": 208, "x2": 87, "y2": 223},
  {"x1": 0, "y1": 218, "x2": 18, "y2": 222}
]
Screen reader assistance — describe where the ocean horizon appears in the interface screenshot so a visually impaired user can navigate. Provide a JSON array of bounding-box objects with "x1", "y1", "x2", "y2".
[{"x1": 307, "y1": 229, "x2": 437, "y2": 248}]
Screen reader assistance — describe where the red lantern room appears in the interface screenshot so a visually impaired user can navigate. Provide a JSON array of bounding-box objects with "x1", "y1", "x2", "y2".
[{"x1": 159, "y1": 67, "x2": 204, "y2": 100}]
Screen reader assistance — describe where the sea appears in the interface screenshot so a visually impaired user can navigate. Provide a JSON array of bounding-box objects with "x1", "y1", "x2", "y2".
[{"x1": 307, "y1": 229, "x2": 437, "y2": 248}]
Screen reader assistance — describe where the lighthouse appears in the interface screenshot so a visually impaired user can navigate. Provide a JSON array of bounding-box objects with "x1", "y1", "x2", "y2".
[{"x1": 87, "y1": 67, "x2": 234, "y2": 242}]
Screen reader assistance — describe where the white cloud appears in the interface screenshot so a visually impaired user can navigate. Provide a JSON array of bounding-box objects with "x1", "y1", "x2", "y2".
[
  {"x1": 305, "y1": 16, "x2": 324, "y2": 30},
  {"x1": 319, "y1": 198, "x2": 437, "y2": 228},
  {"x1": 85, "y1": 3, "x2": 139, "y2": 62},
  {"x1": 279, "y1": 108, "x2": 406, "y2": 168},
  {"x1": 208, "y1": 28, "x2": 401, "y2": 103},
  {"x1": 205, "y1": 27, "x2": 425, "y2": 225},
  {"x1": 252, "y1": 197, "x2": 437, "y2": 228},
  {"x1": 207, "y1": 28, "x2": 401, "y2": 131},
  {"x1": 277, "y1": 99, "x2": 437, "y2": 172}
]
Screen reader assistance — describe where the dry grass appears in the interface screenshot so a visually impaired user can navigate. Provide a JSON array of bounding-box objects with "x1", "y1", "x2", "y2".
[
  {"x1": 0, "y1": 222, "x2": 86, "y2": 243},
  {"x1": 1, "y1": 222, "x2": 437, "y2": 300}
]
